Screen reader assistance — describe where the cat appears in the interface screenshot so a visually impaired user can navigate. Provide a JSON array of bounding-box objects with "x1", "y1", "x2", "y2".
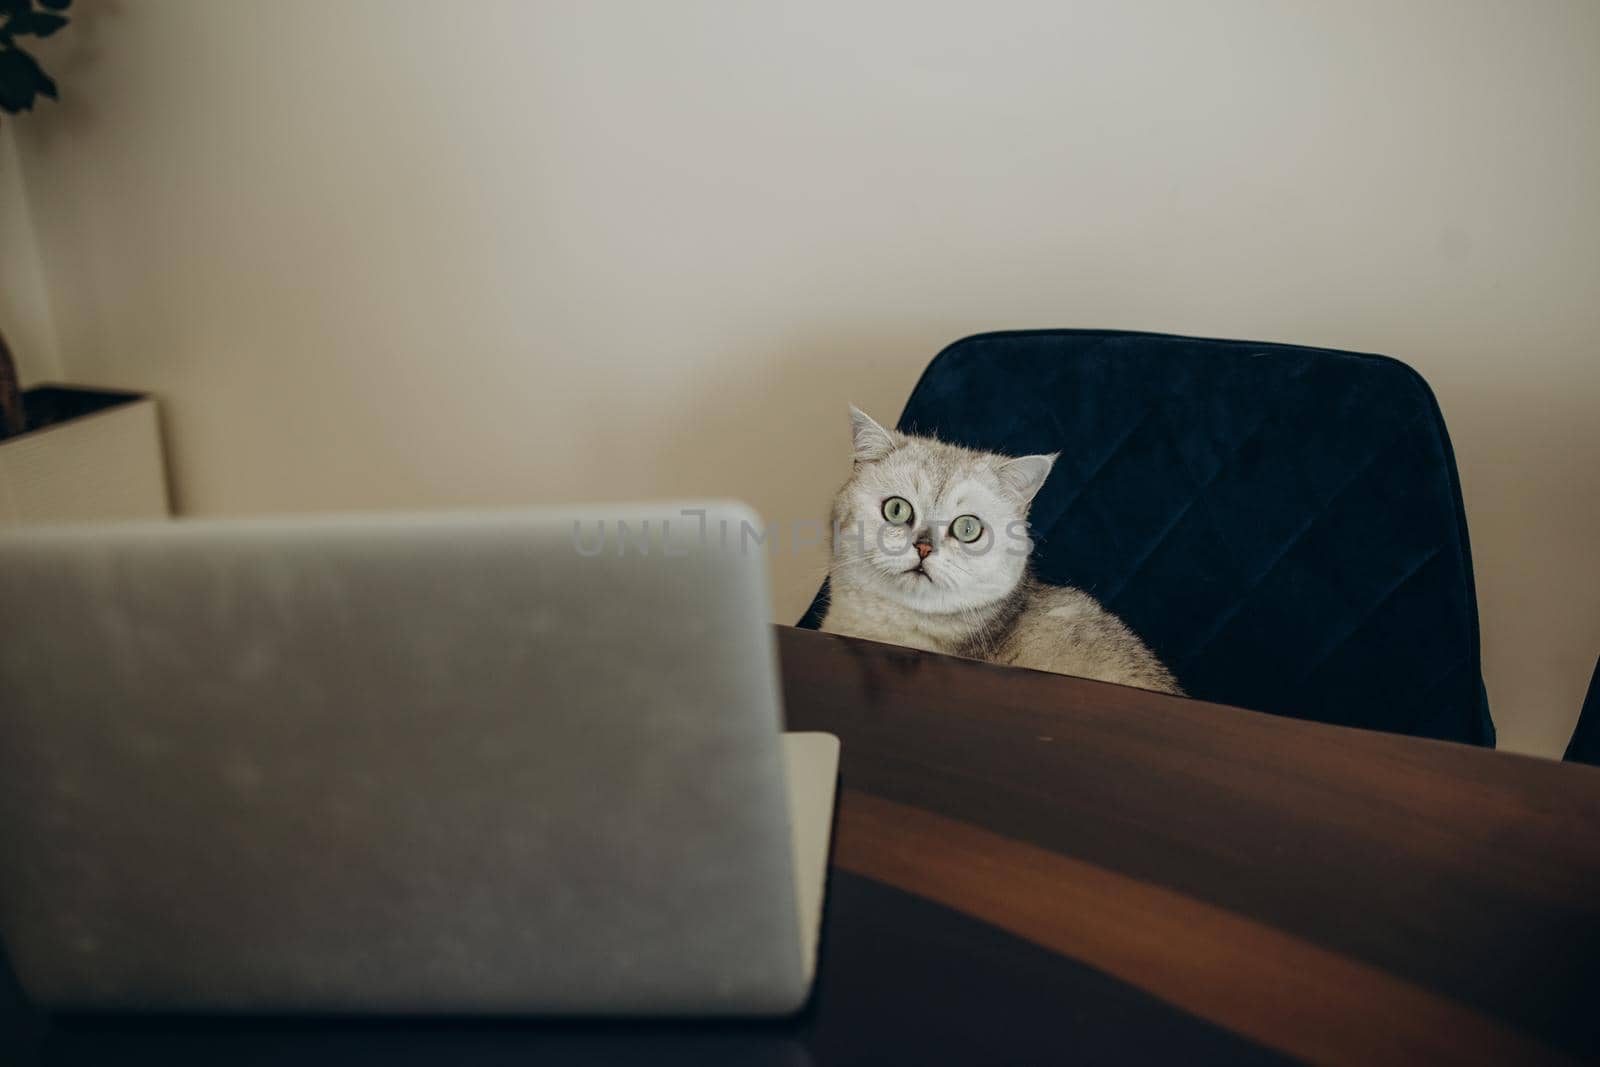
[{"x1": 819, "y1": 406, "x2": 1183, "y2": 695}]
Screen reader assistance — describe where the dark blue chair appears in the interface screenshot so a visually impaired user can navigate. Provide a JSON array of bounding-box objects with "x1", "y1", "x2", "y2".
[
  {"x1": 1563, "y1": 658, "x2": 1600, "y2": 765},
  {"x1": 800, "y1": 329, "x2": 1494, "y2": 746}
]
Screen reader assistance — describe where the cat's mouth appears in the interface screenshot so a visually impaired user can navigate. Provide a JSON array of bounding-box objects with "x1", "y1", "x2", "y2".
[{"x1": 905, "y1": 563, "x2": 933, "y2": 582}]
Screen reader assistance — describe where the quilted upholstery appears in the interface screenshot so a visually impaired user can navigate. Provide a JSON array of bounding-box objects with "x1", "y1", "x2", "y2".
[{"x1": 800, "y1": 329, "x2": 1494, "y2": 746}]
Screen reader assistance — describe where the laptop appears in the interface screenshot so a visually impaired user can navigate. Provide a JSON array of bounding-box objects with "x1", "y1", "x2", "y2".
[{"x1": 0, "y1": 503, "x2": 839, "y2": 1016}]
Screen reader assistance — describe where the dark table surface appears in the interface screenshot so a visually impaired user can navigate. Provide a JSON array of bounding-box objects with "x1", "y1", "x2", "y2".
[{"x1": 6, "y1": 625, "x2": 1599, "y2": 1065}]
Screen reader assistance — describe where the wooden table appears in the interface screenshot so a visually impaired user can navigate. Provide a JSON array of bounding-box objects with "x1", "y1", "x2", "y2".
[
  {"x1": 7, "y1": 625, "x2": 1598, "y2": 1065},
  {"x1": 779, "y1": 626, "x2": 1600, "y2": 1065}
]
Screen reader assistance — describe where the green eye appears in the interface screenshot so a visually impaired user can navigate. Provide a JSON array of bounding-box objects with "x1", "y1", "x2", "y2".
[
  {"x1": 881, "y1": 496, "x2": 914, "y2": 525},
  {"x1": 951, "y1": 515, "x2": 984, "y2": 543}
]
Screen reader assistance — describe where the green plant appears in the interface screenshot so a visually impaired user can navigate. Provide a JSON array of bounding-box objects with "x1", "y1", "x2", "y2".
[
  {"x1": 0, "y1": 330, "x2": 20, "y2": 439},
  {"x1": 0, "y1": 1, "x2": 70, "y2": 437},
  {"x1": 0, "y1": 0, "x2": 70, "y2": 116}
]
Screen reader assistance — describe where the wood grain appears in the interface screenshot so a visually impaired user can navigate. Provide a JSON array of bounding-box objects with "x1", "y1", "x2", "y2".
[
  {"x1": 833, "y1": 788, "x2": 1571, "y2": 1067},
  {"x1": 777, "y1": 625, "x2": 1600, "y2": 1059}
]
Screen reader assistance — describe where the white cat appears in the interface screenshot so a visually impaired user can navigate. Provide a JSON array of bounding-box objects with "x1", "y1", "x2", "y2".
[{"x1": 820, "y1": 407, "x2": 1182, "y2": 695}]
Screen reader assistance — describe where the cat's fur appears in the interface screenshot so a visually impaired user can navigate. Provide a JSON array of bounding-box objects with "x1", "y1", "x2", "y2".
[{"x1": 820, "y1": 407, "x2": 1182, "y2": 695}]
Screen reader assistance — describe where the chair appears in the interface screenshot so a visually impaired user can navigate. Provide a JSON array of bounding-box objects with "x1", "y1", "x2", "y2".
[
  {"x1": 800, "y1": 329, "x2": 1494, "y2": 746},
  {"x1": 1563, "y1": 658, "x2": 1600, "y2": 765}
]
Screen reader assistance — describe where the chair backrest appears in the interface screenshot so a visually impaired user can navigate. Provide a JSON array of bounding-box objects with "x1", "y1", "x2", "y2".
[
  {"x1": 802, "y1": 329, "x2": 1494, "y2": 745},
  {"x1": 1564, "y1": 657, "x2": 1600, "y2": 765}
]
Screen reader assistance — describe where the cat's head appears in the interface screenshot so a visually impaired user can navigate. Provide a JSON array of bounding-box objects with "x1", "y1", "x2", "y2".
[{"x1": 829, "y1": 406, "x2": 1056, "y2": 614}]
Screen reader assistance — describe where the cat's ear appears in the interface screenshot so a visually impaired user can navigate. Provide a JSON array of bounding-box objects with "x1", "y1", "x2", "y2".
[
  {"x1": 997, "y1": 453, "x2": 1057, "y2": 504},
  {"x1": 849, "y1": 405, "x2": 898, "y2": 463}
]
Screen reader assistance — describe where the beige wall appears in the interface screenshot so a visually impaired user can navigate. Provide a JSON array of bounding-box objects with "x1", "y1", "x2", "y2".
[{"x1": 3, "y1": 0, "x2": 1596, "y2": 756}]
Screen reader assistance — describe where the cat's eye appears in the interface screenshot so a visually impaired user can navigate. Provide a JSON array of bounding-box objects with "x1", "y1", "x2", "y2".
[
  {"x1": 951, "y1": 514, "x2": 984, "y2": 543},
  {"x1": 881, "y1": 497, "x2": 914, "y2": 525}
]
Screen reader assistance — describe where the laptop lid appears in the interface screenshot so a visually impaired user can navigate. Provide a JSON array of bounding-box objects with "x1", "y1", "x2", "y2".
[{"x1": 0, "y1": 503, "x2": 817, "y2": 1015}]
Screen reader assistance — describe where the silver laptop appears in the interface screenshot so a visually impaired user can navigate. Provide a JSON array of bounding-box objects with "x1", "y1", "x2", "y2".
[{"x1": 0, "y1": 503, "x2": 838, "y2": 1016}]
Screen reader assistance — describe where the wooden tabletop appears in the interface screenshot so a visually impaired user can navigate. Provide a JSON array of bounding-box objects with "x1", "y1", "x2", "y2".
[
  {"x1": 780, "y1": 625, "x2": 1600, "y2": 1065},
  {"x1": 9, "y1": 625, "x2": 1599, "y2": 1065}
]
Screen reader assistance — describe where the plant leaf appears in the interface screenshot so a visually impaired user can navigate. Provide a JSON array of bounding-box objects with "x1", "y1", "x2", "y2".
[
  {"x1": 0, "y1": 44, "x2": 51, "y2": 112},
  {"x1": 38, "y1": 0, "x2": 73, "y2": 10},
  {"x1": 9, "y1": 10, "x2": 67, "y2": 37}
]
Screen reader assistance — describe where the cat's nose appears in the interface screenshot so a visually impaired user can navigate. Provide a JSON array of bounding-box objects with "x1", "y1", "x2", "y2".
[{"x1": 914, "y1": 539, "x2": 933, "y2": 560}]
